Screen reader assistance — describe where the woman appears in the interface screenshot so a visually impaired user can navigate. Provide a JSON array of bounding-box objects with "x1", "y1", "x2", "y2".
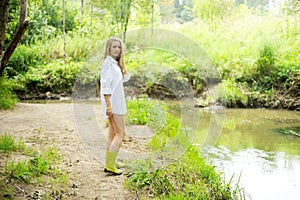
[{"x1": 100, "y1": 37, "x2": 130, "y2": 175}]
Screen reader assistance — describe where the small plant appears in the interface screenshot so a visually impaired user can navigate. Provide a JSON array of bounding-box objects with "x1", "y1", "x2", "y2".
[
  {"x1": 126, "y1": 163, "x2": 160, "y2": 189},
  {"x1": 5, "y1": 160, "x2": 32, "y2": 183},
  {"x1": 255, "y1": 45, "x2": 276, "y2": 77},
  {"x1": 0, "y1": 134, "x2": 25, "y2": 154},
  {"x1": 29, "y1": 156, "x2": 49, "y2": 176}
]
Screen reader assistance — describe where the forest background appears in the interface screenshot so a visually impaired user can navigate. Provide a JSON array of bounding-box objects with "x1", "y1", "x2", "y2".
[{"x1": 0, "y1": 0, "x2": 299, "y2": 110}]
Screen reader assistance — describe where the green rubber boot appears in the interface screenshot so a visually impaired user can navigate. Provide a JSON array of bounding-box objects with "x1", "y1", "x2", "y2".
[{"x1": 104, "y1": 151, "x2": 122, "y2": 175}]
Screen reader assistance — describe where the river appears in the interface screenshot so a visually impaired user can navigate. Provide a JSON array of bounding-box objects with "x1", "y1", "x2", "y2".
[{"x1": 169, "y1": 101, "x2": 300, "y2": 200}]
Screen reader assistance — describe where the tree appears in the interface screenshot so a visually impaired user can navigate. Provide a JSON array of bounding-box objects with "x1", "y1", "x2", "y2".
[
  {"x1": 193, "y1": 0, "x2": 235, "y2": 24},
  {"x1": 174, "y1": 0, "x2": 193, "y2": 23},
  {"x1": 92, "y1": 0, "x2": 132, "y2": 41},
  {"x1": 0, "y1": 0, "x2": 29, "y2": 76}
]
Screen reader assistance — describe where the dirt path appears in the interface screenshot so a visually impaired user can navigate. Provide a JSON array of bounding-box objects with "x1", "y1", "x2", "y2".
[{"x1": 0, "y1": 102, "x2": 153, "y2": 199}]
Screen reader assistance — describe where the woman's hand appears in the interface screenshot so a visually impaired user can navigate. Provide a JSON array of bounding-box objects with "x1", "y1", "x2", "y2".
[{"x1": 106, "y1": 106, "x2": 113, "y2": 117}]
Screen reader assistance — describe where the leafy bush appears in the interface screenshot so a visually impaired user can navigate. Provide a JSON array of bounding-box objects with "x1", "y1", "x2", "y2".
[
  {"x1": 214, "y1": 80, "x2": 248, "y2": 107},
  {"x1": 254, "y1": 45, "x2": 277, "y2": 76},
  {"x1": 17, "y1": 61, "x2": 81, "y2": 94},
  {"x1": 126, "y1": 97, "x2": 165, "y2": 126},
  {"x1": 0, "y1": 74, "x2": 18, "y2": 110},
  {"x1": 6, "y1": 45, "x2": 43, "y2": 77}
]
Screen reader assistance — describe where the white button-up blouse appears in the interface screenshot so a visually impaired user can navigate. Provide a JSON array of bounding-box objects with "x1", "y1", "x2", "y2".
[{"x1": 100, "y1": 56, "x2": 130, "y2": 118}]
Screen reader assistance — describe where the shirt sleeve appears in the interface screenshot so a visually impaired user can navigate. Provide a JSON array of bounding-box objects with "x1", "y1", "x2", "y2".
[
  {"x1": 100, "y1": 63, "x2": 113, "y2": 95},
  {"x1": 123, "y1": 72, "x2": 131, "y2": 83}
]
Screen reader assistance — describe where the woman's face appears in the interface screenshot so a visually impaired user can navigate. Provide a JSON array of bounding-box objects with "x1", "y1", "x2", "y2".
[{"x1": 109, "y1": 41, "x2": 121, "y2": 59}]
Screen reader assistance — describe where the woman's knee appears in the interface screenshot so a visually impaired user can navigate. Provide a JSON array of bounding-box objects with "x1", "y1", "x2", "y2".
[{"x1": 112, "y1": 115, "x2": 125, "y2": 131}]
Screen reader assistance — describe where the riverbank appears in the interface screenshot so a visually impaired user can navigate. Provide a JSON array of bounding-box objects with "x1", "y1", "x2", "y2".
[{"x1": 15, "y1": 82, "x2": 300, "y2": 111}]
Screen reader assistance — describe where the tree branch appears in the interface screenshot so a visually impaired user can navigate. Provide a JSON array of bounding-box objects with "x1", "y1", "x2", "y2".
[{"x1": 0, "y1": 0, "x2": 29, "y2": 75}]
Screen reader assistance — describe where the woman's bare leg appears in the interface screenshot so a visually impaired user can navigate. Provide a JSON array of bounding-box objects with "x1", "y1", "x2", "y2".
[
  {"x1": 109, "y1": 114, "x2": 125, "y2": 152},
  {"x1": 106, "y1": 117, "x2": 117, "y2": 150}
]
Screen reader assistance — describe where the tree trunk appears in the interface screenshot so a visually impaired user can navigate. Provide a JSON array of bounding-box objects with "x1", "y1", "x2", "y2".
[
  {"x1": 0, "y1": 0, "x2": 10, "y2": 60},
  {"x1": 0, "y1": 0, "x2": 30, "y2": 76}
]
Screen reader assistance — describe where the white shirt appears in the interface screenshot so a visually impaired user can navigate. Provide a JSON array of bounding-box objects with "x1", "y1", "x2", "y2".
[{"x1": 100, "y1": 56, "x2": 130, "y2": 118}]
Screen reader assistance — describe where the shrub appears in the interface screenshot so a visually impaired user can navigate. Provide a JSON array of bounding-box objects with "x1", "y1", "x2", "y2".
[
  {"x1": 214, "y1": 80, "x2": 248, "y2": 107},
  {"x1": 0, "y1": 73, "x2": 18, "y2": 110},
  {"x1": 5, "y1": 45, "x2": 42, "y2": 77},
  {"x1": 18, "y1": 61, "x2": 81, "y2": 94}
]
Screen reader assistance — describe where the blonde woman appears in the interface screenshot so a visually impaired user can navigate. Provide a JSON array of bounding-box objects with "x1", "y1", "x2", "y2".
[{"x1": 100, "y1": 37, "x2": 130, "y2": 175}]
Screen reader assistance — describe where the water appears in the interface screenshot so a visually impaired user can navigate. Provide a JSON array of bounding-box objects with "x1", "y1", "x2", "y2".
[{"x1": 179, "y1": 107, "x2": 300, "y2": 200}]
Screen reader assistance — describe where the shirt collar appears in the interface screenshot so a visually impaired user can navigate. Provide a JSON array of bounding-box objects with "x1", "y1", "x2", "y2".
[{"x1": 107, "y1": 56, "x2": 118, "y2": 64}]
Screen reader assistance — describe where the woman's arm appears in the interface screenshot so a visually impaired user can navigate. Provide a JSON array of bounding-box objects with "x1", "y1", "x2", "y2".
[
  {"x1": 104, "y1": 94, "x2": 113, "y2": 117},
  {"x1": 123, "y1": 72, "x2": 131, "y2": 82}
]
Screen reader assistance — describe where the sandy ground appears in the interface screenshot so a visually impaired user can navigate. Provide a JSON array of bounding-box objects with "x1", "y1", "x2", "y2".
[{"x1": 0, "y1": 102, "x2": 154, "y2": 199}]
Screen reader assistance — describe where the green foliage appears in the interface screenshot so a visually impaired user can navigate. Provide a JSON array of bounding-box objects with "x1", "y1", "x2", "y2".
[
  {"x1": 5, "y1": 0, "x2": 20, "y2": 45},
  {"x1": 126, "y1": 97, "x2": 165, "y2": 125},
  {"x1": 275, "y1": 126, "x2": 300, "y2": 137},
  {"x1": 130, "y1": 0, "x2": 161, "y2": 27},
  {"x1": 0, "y1": 74, "x2": 18, "y2": 110},
  {"x1": 18, "y1": 61, "x2": 81, "y2": 94},
  {"x1": 126, "y1": 49, "x2": 194, "y2": 97},
  {"x1": 282, "y1": 0, "x2": 300, "y2": 15},
  {"x1": 193, "y1": 0, "x2": 235, "y2": 23},
  {"x1": 5, "y1": 160, "x2": 32, "y2": 184},
  {"x1": 176, "y1": 2, "x2": 299, "y2": 107},
  {"x1": 5, "y1": 151, "x2": 59, "y2": 184},
  {"x1": 6, "y1": 45, "x2": 43, "y2": 77},
  {"x1": 214, "y1": 80, "x2": 248, "y2": 107},
  {"x1": 254, "y1": 45, "x2": 277, "y2": 78},
  {"x1": 174, "y1": 0, "x2": 193, "y2": 23},
  {"x1": 4, "y1": 0, "x2": 299, "y2": 109},
  {"x1": 93, "y1": 0, "x2": 132, "y2": 36},
  {"x1": 0, "y1": 134, "x2": 66, "y2": 193},
  {"x1": 7, "y1": 0, "x2": 79, "y2": 45},
  {"x1": 127, "y1": 98, "x2": 190, "y2": 150},
  {"x1": 126, "y1": 160, "x2": 160, "y2": 189},
  {"x1": 126, "y1": 49, "x2": 190, "y2": 72},
  {"x1": 0, "y1": 134, "x2": 25, "y2": 154},
  {"x1": 7, "y1": 33, "x2": 102, "y2": 78},
  {"x1": 148, "y1": 111, "x2": 182, "y2": 150}
]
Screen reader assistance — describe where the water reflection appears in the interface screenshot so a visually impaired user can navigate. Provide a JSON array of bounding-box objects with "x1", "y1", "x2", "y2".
[
  {"x1": 196, "y1": 109, "x2": 300, "y2": 200},
  {"x1": 166, "y1": 101, "x2": 300, "y2": 200},
  {"x1": 207, "y1": 146, "x2": 300, "y2": 200}
]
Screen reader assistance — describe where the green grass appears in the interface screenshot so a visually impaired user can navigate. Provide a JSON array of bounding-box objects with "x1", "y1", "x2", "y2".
[
  {"x1": 0, "y1": 133, "x2": 67, "y2": 198},
  {"x1": 0, "y1": 134, "x2": 25, "y2": 154}
]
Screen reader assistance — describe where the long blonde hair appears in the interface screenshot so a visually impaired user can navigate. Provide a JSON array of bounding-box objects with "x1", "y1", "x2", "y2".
[{"x1": 104, "y1": 37, "x2": 126, "y2": 74}]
